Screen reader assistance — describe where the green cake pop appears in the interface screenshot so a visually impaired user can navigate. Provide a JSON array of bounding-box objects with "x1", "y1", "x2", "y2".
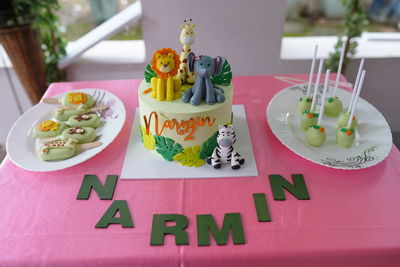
[
  {"x1": 324, "y1": 41, "x2": 346, "y2": 118},
  {"x1": 33, "y1": 120, "x2": 67, "y2": 139},
  {"x1": 306, "y1": 125, "x2": 327, "y2": 146},
  {"x1": 337, "y1": 112, "x2": 358, "y2": 128},
  {"x1": 336, "y1": 59, "x2": 365, "y2": 129},
  {"x1": 306, "y1": 69, "x2": 330, "y2": 147},
  {"x1": 336, "y1": 128, "x2": 356, "y2": 148},
  {"x1": 61, "y1": 127, "x2": 97, "y2": 144},
  {"x1": 67, "y1": 113, "x2": 102, "y2": 128},
  {"x1": 298, "y1": 45, "x2": 318, "y2": 114},
  {"x1": 336, "y1": 70, "x2": 366, "y2": 148},
  {"x1": 301, "y1": 111, "x2": 318, "y2": 131},
  {"x1": 324, "y1": 96, "x2": 343, "y2": 117},
  {"x1": 300, "y1": 57, "x2": 324, "y2": 131},
  {"x1": 298, "y1": 97, "x2": 312, "y2": 114}
]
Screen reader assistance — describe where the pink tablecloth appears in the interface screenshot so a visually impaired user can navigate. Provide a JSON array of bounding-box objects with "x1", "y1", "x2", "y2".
[{"x1": 1, "y1": 75, "x2": 400, "y2": 267}]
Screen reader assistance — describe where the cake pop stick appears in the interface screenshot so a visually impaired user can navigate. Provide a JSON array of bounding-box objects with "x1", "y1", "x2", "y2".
[
  {"x1": 324, "y1": 42, "x2": 346, "y2": 117},
  {"x1": 306, "y1": 69, "x2": 330, "y2": 147},
  {"x1": 347, "y1": 59, "x2": 365, "y2": 113},
  {"x1": 347, "y1": 70, "x2": 366, "y2": 129},
  {"x1": 336, "y1": 70, "x2": 366, "y2": 149},
  {"x1": 337, "y1": 59, "x2": 364, "y2": 128},
  {"x1": 317, "y1": 69, "x2": 330, "y2": 125},
  {"x1": 310, "y1": 58, "x2": 324, "y2": 112},
  {"x1": 300, "y1": 58, "x2": 324, "y2": 131},
  {"x1": 333, "y1": 41, "x2": 346, "y2": 97},
  {"x1": 298, "y1": 45, "x2": 318, "y2": 114},
  {"x1": 306, "y1": 45, "x2": 318, "y2": 97}
]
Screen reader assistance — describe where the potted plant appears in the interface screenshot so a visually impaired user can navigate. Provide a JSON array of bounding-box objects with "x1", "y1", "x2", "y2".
[
  {"x1": 325, "y1": 0, "x2": 369, "y2": 74},
  {"x1": 0, "y1": 0, "x2": 66, "y2": 104}
]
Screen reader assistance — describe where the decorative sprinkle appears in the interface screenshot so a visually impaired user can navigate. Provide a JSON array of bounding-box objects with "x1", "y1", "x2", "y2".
[{"x1": 143, "y1": 88, "x2": 153, "y2": 94}]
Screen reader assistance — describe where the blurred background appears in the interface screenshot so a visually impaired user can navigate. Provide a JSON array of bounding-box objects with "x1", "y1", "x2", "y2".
[{"x1": 0, "y1": 0, "x2": 399, "y2": 160}]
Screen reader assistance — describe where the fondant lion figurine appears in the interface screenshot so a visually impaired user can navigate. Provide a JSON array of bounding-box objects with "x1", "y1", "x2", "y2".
[{"x1": 150, "y1": 48, "x2": 182, "y2": 101}]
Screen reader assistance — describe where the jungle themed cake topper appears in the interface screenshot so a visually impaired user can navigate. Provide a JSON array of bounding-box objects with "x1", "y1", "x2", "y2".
[
  {"x1": 208, "y1": 125, "x2": 245, "y2": 170},
  {"x1": 182, "y1": 52, "x2": 227, "y2": 106},
  {"x1": 149, "y1": 48, "x2": 182, "y2": 101},
  {"x1": 176, "y1": 19, "x2": 196, "y2": 85}
]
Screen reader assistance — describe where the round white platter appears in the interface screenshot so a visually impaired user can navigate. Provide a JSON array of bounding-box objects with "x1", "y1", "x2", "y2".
[
  {"x1": 6, "y1": 89, "x2": 126, "y2": 172},
  {"x1": 266, "y1": 84, "x2": 392, "y2": 170}
]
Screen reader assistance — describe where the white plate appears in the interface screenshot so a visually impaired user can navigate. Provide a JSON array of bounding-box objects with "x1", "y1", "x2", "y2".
[
  {"x1": 6, "y1": 89, "x2": 126, "y2": 172},
  {"x1": 267, "y1": 84, "x2": 392, "y2": 170}
]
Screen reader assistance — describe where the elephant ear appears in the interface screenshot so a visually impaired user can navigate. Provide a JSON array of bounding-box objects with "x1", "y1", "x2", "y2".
[
  {"x1": 187, "y1": 52, "x2": 196, "y2": 72},
  {"x1": 213, "y1": 56, "x2": 225, "y2": 76}
]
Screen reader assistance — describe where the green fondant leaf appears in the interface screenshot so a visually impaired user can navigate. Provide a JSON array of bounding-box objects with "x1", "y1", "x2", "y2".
[
  {"x1": 311, "y1": 125, "x2": 320, "y2": 129},
  {"x1": 340, "y1": 128, "x2": 347, "y2": 132},
  {"x1": 211, "y1": 60, "x2": 232, "y2": 86},
  {"x1": 313, "y1": 113, "x2": 319, "y2": 118},
  {"x1": 144, "y1": 64, "x2": 157, "y2": 83},
  {"x1": 306, "y1": 98, "x2": 312, "y2": 102},
  {"x1": 328, "y1": 97, "x2": 334, "y2": 103},
  {"x1": 154, "y1": 135, "x2": 183, "y2": 161},
  {"x1": 199, "y1": 131, "x2": 218, "y2": 159}
]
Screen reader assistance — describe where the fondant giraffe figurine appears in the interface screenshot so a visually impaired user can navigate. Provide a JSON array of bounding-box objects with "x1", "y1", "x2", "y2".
[{"x1": 176, "y1": 19, "x2": 196, "y2": 85}]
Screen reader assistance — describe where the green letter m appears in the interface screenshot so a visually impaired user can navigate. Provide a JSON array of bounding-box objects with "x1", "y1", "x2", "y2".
[{"x1": 197, "y1": 213, "x2": 245, "y2": 246}]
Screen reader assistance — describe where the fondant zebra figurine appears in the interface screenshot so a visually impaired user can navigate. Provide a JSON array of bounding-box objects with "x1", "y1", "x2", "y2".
[{"x1": 207, "y1": 125, "x2": 245, "y2": 169}]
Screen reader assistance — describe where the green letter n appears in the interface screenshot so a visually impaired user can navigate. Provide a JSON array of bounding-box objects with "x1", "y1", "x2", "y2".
[
  {"x1": 197, "y1": 213, "x2": 245, "y2": 246},
  {"x1": 269, "y1": 174, "x2": 310, "y2": 200},
  {"x1": 77, "y1": 175, "x2": 118, "y2": 200}
]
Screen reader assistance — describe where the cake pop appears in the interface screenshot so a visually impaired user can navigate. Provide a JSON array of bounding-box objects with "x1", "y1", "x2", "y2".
[
  {"x1": 336, "y1": 70, "x2": 366, "y2": 148},
  {"x1": 298, "y1": 45, "x2": 318, "y2": 114},
  {"x1": 337, "y1": 59, "x2": 365, "y2": 129},
  {"x1": 306, "y1": 69, "x2": 330, "y2": 147},
  {"x1": 324, "y1": 42, "x2": 346, "y2": 117},
  {"x1": 300, "y1": 58, "x2": 323, "y2": 131}
]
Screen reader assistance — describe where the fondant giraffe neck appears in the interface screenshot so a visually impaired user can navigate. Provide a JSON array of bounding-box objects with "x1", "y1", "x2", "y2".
[{"x1": 176, "y1": 19, "x2": 196, "y2": 84}]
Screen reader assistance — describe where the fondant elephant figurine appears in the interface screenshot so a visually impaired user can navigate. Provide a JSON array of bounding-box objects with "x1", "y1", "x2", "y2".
[{"x1": 182, "y1": 52, "x2": 226, "y2": 106}]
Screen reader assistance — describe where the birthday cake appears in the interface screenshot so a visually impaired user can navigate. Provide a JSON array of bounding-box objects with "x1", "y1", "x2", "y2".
[{"x1": 137, "y1": 19, "x2": 243, "y2": 168}]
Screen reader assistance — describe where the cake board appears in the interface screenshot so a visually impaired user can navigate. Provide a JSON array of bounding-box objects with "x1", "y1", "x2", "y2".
[{"x1": 121, "y1": 105, "x2": 258, "y2": 179}]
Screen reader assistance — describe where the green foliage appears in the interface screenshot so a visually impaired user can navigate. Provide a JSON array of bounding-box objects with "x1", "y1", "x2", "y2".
[
  {"x1": 6, "y1": 0, "x2": 67, "y2": 84},
  {"x1": 325, "y1": 0, "x2": 368, "y2": 73},
  {"x1": 144, "y1": 64, "x2": 157, "y2": 83},
  {"x1": 211, "y1": 60, "x2": 232, "y2": 86},
  {"x1": 154, "y1": 135, "x2": 183, "y2": 161},
  {"x1": 199, "y1": 131, "x2": 218, "y2": 159}
]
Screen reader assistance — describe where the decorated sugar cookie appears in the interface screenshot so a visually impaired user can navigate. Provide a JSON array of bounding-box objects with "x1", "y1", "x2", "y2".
[
  {"x1": 67, "y1": 113, "x2": 102, "y2": 128},
  {"x1": 61, "y1": 127, "x2": 97, "y2": 144},
  {"x1": 207, "y1": 125, "x2": 245, "y2": 170},
  {"x1": 33, "y1": 120, "x2": 67, "y2": 139}
]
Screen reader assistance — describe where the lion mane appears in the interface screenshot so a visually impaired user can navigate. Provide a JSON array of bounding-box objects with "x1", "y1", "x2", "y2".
[{"x1": 151, "y1": 48, "x2": 181, "y2": 80}]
